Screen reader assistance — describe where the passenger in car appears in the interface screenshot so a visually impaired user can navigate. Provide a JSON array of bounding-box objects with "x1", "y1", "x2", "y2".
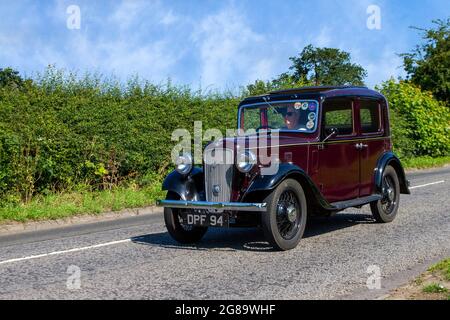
[{"x1": 283, "y1": 106, "x2": 305, "y2": 130}]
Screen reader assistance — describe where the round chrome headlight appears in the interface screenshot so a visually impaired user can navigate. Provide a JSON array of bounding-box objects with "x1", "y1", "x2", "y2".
[
  {"x1": 175, "y1": 153, "x2": 193, "y2": 176},
  {"x1": 236, "y1": 150, "x2": 256, "y2": 173}
]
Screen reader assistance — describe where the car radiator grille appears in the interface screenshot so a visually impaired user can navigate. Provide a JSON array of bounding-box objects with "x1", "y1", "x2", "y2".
[{"x1": 204, "y1": 148, "x2": 234, "y2": 202}]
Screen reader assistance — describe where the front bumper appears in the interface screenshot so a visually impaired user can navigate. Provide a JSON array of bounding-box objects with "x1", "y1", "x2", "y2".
[{"x1": 156, "y1": 200, "x2": 267, "y2": 212}]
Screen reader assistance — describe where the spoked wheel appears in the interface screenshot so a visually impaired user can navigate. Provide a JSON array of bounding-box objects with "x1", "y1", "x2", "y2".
[
  {"x1": 370, "y1": 165, "x2": 400, "y2": 223},
  {"x1": 276, "y1": 190, "x2": 302, "y2": 240},
  {"x1": 262, "y1": 179, "x2": 307, "y2": 251},
  {"x1": 164, "y1": 192, "x2": 208, "y2": 244},
  {"x1": 381, "y1": 175, "x2": 397, "y2": 214}
]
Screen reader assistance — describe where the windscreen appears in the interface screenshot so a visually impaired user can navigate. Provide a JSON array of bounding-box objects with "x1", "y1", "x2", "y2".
[{"x1": 240, "y1": 100, "x2": 319, "y2": 133}]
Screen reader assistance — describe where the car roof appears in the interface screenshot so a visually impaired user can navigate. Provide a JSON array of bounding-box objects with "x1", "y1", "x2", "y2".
[
  {"x1": 269, "y1": 85, "x2": 367, "y2": 95},
  {"x1": 240, "y1": 86, "x2": 385, "y2": 106}
]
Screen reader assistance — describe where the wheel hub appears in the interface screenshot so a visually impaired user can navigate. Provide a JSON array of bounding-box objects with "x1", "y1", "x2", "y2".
[
  {"x1": 286, "y1": 205, "x2": 297, "y2": 223},
  {"x1": 387, "y1": 187, "x2": 394, "y2": 201},
  {"x1": 277, "y1": 203, "x2": 297, "y2": 222}
]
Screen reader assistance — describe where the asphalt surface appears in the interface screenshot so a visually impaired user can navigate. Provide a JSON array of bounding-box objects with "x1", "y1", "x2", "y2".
[{"x1": 0, "y1": 167, "x2": 449, "y2": 299}]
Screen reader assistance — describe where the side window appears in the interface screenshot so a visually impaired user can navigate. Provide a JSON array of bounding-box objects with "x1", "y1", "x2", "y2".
[
  {"x1": 322, "y1": 99, "x2": 354, "y2": 136},
  {"x1": 360, "y1": 100, "x2": 381, "y2": 134}
]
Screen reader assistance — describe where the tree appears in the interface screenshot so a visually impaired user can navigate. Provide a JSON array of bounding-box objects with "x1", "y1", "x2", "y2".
[
  {"x1": 245, "y1": 45, "x2": 366, "y2": 96},
  {"x1": 0, "y1": 68, "x2": 24, "y2": 89},
  {"x1": 400, "y1": 19, "x2": 450, "y2": 104},
  {"x1": 245, "y1": 80, "x2": 277, "y2": 96},
  {"x1": 280, "y1": 45, "x2": 367, "y2": 86}
]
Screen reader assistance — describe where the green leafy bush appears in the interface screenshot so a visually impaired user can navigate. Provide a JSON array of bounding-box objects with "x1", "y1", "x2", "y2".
[{"x1": 377, "y1": 79, "x2": 450, "y2": 158}]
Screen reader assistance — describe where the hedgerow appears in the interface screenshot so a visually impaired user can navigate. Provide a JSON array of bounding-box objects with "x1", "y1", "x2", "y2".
[{"x1": 0, "y1": 68, "x2": 239, "y2": 204}]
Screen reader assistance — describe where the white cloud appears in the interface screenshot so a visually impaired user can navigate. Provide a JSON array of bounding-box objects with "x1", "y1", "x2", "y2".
[
  {"x1": 110, "y1": 0, "x2": 150, "y2": 29},
  {"x1": 109, "y1": 0, "x2": 179, "y2": 30},
  {"x1": 62, "y1": 29, "x2": 181, "y2": 82},
  {"x1": 364, "y1": 48, "x2": 405, "y2": 88},
  {"x1": 248, "y1": 59, "x2": 276, "y2": 83},
  {"x1": 161, "y1": 10, "x2": 178, "y2": 26},
  {"x1": 314, "y1": 27, "x2": 332, "y2": 47},
  {"x1": 0, "y1": 0, "x2": 186, "y2": 82},
  {"x1": 100, "y1": 40, "x2": 178, "y2": 80},
  {"x1": 192, "y1": 6, "x2": 275, "y2": 88},
  {"x1": 0, "y1": 0, "x2": 417, "y2": 90}
]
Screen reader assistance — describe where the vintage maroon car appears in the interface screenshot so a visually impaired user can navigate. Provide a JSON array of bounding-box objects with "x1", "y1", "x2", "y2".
[{"x1": 157, "y1": 86, "x2": 410, "y2": 250}]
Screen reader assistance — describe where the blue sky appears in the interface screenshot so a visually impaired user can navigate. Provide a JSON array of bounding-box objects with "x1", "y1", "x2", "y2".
[{"x1": 0, "y1": 0, "x2": 448, "y2": 91}]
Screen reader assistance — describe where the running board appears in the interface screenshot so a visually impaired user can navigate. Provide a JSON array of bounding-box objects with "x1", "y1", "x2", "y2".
[{"x1": 330, "y1": 194, "x2": 382, "y2": 210}]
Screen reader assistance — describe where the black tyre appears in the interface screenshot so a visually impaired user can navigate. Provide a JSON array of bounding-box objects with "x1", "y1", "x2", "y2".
[
  {"x1": 261, "y1": 179, "x2": 307, "y2": 251},
  {"x1": 370, "y1": 165, "x2": 400, "y2": 223},
  {"x1": 164, "y1": 192, "x2": 208, "y2": 244}
]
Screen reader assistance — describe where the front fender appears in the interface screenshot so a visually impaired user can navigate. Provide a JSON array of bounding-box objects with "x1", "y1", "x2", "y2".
[
  {"x1": 245, "y1": 163, "x2": 306, "y2": 192},
  {"x1": 244, "y1": 163, "x2": 334, "y2": 211},
  {"x1": 375, "y1": 152, "x2": 410, "y2": 194},
  {"x1": 161, "y1": 167, "x2": 205, "y2": 201}
]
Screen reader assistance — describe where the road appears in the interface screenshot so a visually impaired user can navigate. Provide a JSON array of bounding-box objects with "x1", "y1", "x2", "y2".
[{"x1": 0, "y1": 167, "x2": 449, "y2": 299}]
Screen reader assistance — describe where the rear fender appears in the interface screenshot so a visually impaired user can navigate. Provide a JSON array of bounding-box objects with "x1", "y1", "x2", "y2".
[{"x1": 375, "y1": 152, "x2": 410, "y2": 194}]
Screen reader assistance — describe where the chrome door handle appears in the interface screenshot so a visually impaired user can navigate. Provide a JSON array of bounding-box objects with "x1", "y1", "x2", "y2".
[{"x1": 355, "y1": 143, "x2": 368, "y2": 150}]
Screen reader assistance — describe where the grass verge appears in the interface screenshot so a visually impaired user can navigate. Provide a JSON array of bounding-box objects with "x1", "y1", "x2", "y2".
[
  {"x1": 422, "y1": 283, "x2": 448, "y2": 294},
  {"x1": 386, "y1": 257, "x2": 450, "y2": 300},
  {"x1": 402, "y1": 155, "x2": 450, "y2": 170},
  {"x1": 0, "y1": 184, "x2": 165, "y2": 223},
  {"x1": 0, "y1": 155, "x2": 449, "y2": 224},
  {"x1": 428, "y1": 258, "x2": 450, "y2": 281}
]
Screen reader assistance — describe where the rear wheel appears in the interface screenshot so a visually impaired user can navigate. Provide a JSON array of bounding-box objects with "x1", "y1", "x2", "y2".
[
  {"x1": 370, "y1": 165, "x2": 400, "y2": 223},
  {"x1": 261, "y1": 179, "x2": 307, "y2": 251},
  {"x1": 164, "y1": 192, "x2": 208, "y2": 244}
]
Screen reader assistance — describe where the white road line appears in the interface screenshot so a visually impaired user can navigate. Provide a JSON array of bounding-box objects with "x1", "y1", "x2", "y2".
[
  {"x1": 410, "y1": 180, "x2": 445, "y2": 189},
  {"x1": 0, "y1": 238, "x2": 132, "y2": 266}
]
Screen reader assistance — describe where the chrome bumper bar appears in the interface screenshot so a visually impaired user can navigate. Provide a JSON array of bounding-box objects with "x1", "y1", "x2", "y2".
[{"x1": 156, "y1": 200, "x2": 267, "y2": 212}]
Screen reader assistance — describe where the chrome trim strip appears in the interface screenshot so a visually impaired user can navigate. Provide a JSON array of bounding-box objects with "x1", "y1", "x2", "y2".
[
  {"x1": 156, "y1": 200, "x2": 267, "y2": 212},
  {"x1": 246, "y1": 136, "x2": 391, "y2": 150}
]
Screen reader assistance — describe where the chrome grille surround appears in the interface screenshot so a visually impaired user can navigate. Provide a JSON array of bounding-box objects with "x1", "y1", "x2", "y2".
[{"x1": 204, "y1": 147, "x2": 234, "y2": 203}]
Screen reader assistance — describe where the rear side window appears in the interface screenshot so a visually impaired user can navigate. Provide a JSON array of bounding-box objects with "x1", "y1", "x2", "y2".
[
  {"x1": 323, "y1": 99, "x2": 354, "y2": 136},
  {"x1": 360, "y1": 100, "x2": 381, "y2": 134}
]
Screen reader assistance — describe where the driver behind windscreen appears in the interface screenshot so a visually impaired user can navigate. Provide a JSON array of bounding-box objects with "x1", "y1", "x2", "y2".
[{"x1": 283, "y1": 106, "x2": 306, "y2": 130}]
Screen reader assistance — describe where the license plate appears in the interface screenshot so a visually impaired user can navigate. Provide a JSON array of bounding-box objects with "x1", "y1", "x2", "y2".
[{"x1": 180, "y1": 212, "x2": 229, "y2": 227}]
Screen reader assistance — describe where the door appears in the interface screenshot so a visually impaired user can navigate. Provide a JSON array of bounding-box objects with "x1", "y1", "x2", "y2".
[
  {"x1": 357, "y1": 99, "x2": 386, "y2": 197},
  {"x1": 317, "y1": 98, "x2": 359, "y2": 203}
]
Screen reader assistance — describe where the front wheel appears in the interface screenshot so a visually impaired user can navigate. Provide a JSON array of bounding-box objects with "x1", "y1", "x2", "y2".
[
  {"x1": 370, "y1": 165, "x2": 400, "y2": 223},
  {"x1": 164, "y1": 192, "x2": 208, "y2": 244},
  {"x1": 261, "y1": 179, "x2": 307, "y2": 251}
]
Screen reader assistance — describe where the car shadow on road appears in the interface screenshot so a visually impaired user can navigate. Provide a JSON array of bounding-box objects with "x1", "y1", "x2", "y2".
[{"x1": 131, "y1": 212, "x2": 376, "y2": 252}]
